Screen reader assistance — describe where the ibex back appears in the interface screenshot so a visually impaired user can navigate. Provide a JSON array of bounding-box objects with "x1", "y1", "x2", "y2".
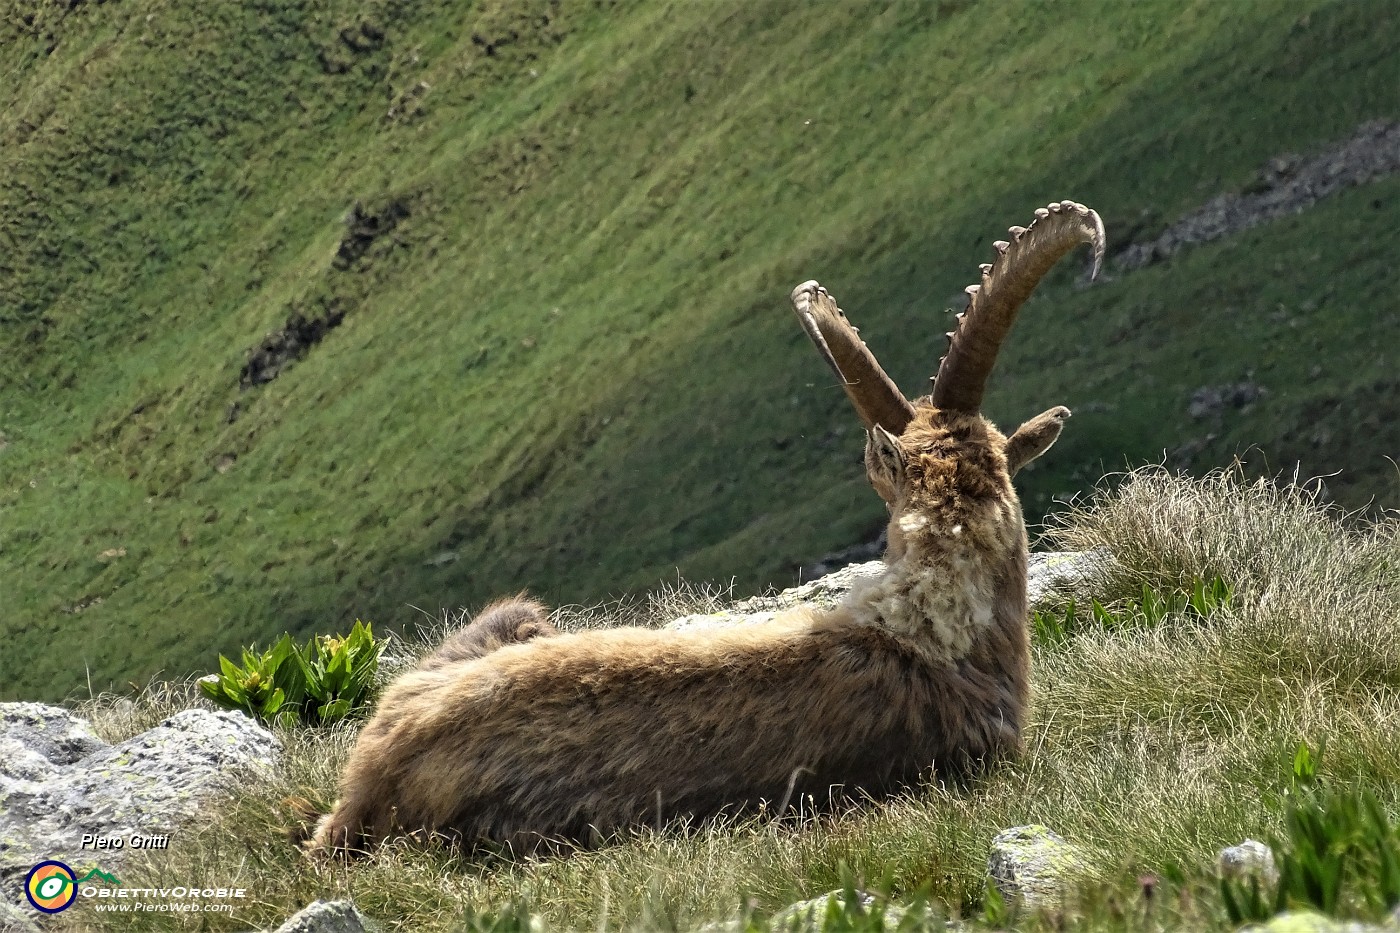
[{"x1": 312, "y1": 201, "x2": 1105, "y2": 857}]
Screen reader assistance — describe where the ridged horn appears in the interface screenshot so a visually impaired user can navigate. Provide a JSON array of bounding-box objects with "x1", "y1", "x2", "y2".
[
  {"x1": 790, "y1": 280, "x2": 915, "y2": 434},
  {"x1": 930, "y1": 200, "x2": 1105, "y2": 412}
]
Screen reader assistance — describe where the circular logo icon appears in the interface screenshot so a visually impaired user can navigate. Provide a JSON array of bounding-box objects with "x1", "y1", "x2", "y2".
[{"x1": 25, "y1": 860, "x2": 78, "y2": 913}]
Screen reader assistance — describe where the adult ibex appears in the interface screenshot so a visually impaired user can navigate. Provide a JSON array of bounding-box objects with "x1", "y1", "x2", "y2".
[{"x1": 311, "y1": 201, "x2": 1104, "y2": 857}]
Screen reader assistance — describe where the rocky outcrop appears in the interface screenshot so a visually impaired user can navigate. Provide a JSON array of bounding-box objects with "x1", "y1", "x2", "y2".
[
  {"x1": 667, "y1": 550, "x2": 1107, "y2": 631},
  {"x1": 0, "y1": 704, "x2": 279, "y2": 914},
  {"x1": 1118, "y1": 120, "x2": 1400, "y2": 270},
  {"x1": 666, "y1": 560, "x2": 883, "y2": 631}
]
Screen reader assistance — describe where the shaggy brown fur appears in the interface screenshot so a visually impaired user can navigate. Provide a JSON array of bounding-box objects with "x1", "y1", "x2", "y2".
[
  {"x1": 311, "y1": 202, "x2": 1102, "y2": 858},
  {"x1": 417, "y1": 596, "x2": 559, "y2": 671}
]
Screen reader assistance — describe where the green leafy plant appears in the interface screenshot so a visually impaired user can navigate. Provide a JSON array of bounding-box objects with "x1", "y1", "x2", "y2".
[
  {"x1": 1189, "y1": 575, "x2": 1234, "y2": 617},
  {"x1": 199, "y1": 620, "x2": 384, "y2": 726},
  {"x1": 1220, "y1": 873, "x2": 1272, "y2": 926},
  {"x1": 980, "y1": 878, "x2": 1010, "y2": 929},
  {"x1": 1031, "y1": 576, "x2": 1233, "y2": 645},
  {"x1": 1221, "y1": 742, "x2": 1400, "y2": 924},
  {"x1": 453, "y1": 901, "x2": 539, "y2": 933},
  {"x1": 1291, "y1": 740, "x2": 1320, "y2": 793}
]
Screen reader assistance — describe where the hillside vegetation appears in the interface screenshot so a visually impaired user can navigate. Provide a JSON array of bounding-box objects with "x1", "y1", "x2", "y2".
[{"x1": 1, "y1": 0, "x2": 1397, "y2": 699}]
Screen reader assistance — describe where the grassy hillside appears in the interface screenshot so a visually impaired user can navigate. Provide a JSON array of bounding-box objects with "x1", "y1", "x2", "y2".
[{"x1": 1, "y1": 0, "x2": 1397, "y2": 700}]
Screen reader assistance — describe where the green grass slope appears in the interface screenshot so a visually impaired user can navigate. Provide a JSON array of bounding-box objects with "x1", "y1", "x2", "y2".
[{"x1": 1, "y1": 0, "x2": 1397, "y2": 700}]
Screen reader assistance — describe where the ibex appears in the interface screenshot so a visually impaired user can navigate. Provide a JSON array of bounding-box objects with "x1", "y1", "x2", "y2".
[{"x1": 310, "y1": 201, "x2": 1104, "y2": 857}]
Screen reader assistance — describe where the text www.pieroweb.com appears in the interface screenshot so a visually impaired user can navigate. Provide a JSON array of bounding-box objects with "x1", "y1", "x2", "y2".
[{"x1": 85, "y1": 886, "x2": 245, "y2": 914}]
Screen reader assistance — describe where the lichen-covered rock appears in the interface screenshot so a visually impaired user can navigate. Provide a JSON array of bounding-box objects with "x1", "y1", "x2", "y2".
[
  {"x1": 1026, "y1": 549, "x2": 1110, "y2": 605},
  {"x1": 1218, "y1": 838, "x2": 1279, "y2": 884},
  {"x1": 0, "y1": 703, "x2": 106, "y2": 782},
  {"x1": 736, "y1": 560, "x2": 889, "y2": 612},
  {"x1": 698, "y1": 889, "x2": 909, "y2": 933},
  {"x1": 772, "y1": 889, "x2": 906, "y2": 929},
  {"x1": 667, "y1": 551, "x2": 1106, "y2": 631},
  {"x1": 271, "y1": 898, "x2": 377, "y2": 933},
  {"x1": 987, "y1": 825, "x2": 1088, "y2": 907},
  {"x1": 0, "y1": 704, "x2": 279, "y2": 911},
  {"x1": 1241, "y1": 909, "x2": 1400, "y2": 933},
  {"x1": 666, "y1": 607, "x2": 781, "y2": 632}
]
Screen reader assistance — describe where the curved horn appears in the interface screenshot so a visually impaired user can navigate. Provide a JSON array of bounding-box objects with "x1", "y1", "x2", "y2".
[
  {"x1": 931, "y1": 201, "x2": 1105, "y2": 412},
  {"x1": 790, "y1": 280, "x2": 915, "y2": 434}
]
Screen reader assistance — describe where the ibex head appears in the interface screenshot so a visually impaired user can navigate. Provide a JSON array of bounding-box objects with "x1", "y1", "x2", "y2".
[{"x1": 792, "y1": 201, "x2": 1103, "y2": 557}]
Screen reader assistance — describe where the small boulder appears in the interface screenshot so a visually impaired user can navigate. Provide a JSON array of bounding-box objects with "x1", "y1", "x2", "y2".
[
  {"x1": 1218, "y1": 838, "x2": 1279, "y2": 885},
  {"x1": 1026, "y1": 550, "x2": 1110, "y2": 605},
  {"x1": 987, "y1": 825, "x2": 1088, "y2": 908},
  {"x1": 271, "y1": 899, "x2": 377, "y2": 933},
  {"x1": 770, "y1": 889, "x2": 901, "y2": 928},
  {"x1": 698, "y1": 889, "x2": 908, "y2": 933}
]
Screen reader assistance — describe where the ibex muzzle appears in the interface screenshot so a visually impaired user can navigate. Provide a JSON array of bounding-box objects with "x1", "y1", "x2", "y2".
[{"x1": 311, "y1": 201, "x2": 1105, "y2": 858}]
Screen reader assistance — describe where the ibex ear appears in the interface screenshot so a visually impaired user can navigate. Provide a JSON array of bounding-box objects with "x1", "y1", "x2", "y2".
[
  {"x1": 1005, "y1": 406, "x2": 1071, "y2": 476},
  {"x1": 865, "y1": 424, "x2": 906, "y2": 503}
]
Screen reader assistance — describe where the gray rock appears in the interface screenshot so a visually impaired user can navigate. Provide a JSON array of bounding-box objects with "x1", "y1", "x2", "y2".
[
  {"x1": 1240, "y1": 909, "x2": 1400, "y2": 932},
  {"x1": 272, "y1": 899, "x2": 376, "y2": 933},
  {"x1": 698, "y1": 889, "x2": 909, "y2": 933},
  {"x1": 0, "y1": 703, "x2": 105, "y2": 782},
  {"x1": 0, "y1": 704, "x2": 279, "y2": 910},
  {"x1": 667, "y1": 552, "x2": 1106, "y2": 631},
  {"x1": 1026, "y1": 550, "x2": 1109, "y2": 606},
  {"x1": 736, "y1": 560, "x2": 888, "y2": 613},
  {"x1": 1117, "y1": 120, "x2": 1400, "y2": 270},
  {"x1": 1188, "y1": 381, "x2": 1266, "y2": 420},
  {"x1": 987, "y1": 825, "x2": 1088, "y2": 908},
  {"x1": 1218, "y1": 838, "x2": 1279, "y2": 885},
  {"x1": 667, "y1": 608, "x2": 781, "y2": 632},
  {"x1": 666, "y1": 560, "x2": 884, "y2": 630},
  {"x1": 773, "y1": 889, "x2": 906, "y2": 928}
]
